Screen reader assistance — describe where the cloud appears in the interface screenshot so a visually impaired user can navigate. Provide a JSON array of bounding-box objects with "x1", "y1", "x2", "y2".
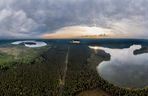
[
  {"x1": 42, "y1": 26, "x2": 113, "y2": 38},
  {"x1": 108, "y1": 16, "x2": 148, "y2": 38},
  {"x1": 0, "y1": 0, "x2": 148, "y2": 38}
]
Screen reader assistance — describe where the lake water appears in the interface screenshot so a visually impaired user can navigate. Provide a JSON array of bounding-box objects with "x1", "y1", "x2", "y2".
[
  {"x1": 89, "y1": 45, "x2": 148, "y2": 88},
  {"x1": 11, "y1": 40, "x2": 47, "y2": 48}
]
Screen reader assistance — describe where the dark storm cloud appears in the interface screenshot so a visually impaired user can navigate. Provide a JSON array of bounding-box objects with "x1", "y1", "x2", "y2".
[{"x1": 0, "y1": 0, "x2": 148, "y2": 38}]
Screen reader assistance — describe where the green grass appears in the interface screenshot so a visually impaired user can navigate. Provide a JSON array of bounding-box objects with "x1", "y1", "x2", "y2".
[
  {"x1": 0, "y1": 54, "x2": 13, "y2": 63},
  {"x1": 0, "y1": 45, "x2": 50, "y2": 69}
]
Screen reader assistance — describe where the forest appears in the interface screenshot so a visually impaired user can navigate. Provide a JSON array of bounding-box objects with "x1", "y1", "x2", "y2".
[{"x1": 0, "y1": 44, "x2": 147, "y2": 96}]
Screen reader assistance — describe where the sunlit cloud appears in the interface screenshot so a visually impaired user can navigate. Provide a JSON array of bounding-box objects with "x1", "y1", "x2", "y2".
[
  {"x1": 42, "y1": 26, "x2": 114, "y2": 38},
  {"x1": 0, "y1": 0, "x2": 148, "y2": 38}
]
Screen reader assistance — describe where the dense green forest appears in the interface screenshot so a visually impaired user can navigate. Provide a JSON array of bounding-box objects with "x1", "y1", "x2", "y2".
[
  {"x1": 62, "y1": 45, "x2": 148, "y2": 96},
  {"x1": 0, "y1": 44, "x2": 147, "y2": 96}
]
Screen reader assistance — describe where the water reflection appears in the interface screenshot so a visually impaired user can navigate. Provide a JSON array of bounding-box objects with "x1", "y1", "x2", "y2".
[
  {"x1": 89, "y1": 45, "x2": 148, "y2": 88},
  {"x1": 12, "y1": 40, "x2": 47, "y2": 48}
]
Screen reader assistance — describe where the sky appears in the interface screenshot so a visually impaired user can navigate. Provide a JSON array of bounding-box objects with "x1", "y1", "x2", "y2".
[{"x1": 0, "y1": 0, "x2": 148, "y2": 39}]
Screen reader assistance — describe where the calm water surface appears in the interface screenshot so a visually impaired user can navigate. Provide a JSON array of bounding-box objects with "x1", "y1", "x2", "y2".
[{"x1": 89, "y1": 45, "x2": 148, "y2": 88}]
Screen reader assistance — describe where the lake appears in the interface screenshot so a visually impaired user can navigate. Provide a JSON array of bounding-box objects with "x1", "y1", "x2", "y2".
[
  {"x1": 89, "y1": 44, "x2": 148, "y2": 88},
  {"x1": 0, "y1": 39, "x2": 148, "y2": 95}
]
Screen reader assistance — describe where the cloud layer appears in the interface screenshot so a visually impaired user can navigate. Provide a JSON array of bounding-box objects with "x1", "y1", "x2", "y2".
[
  {"x1": 0, "y1": 0, "x2": 148, "y2": 38},
  {"x1": 43, "y1": 26, "x2": 113, "y2": 38}
]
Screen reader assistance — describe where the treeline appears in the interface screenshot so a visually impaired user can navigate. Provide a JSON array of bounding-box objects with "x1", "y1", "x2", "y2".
[
  {"x1": 62, "y1": 45, "x2": 100, "y2": 96},
  {"x1": 96, "y1": 74, "x2": 148, "y2": 96},
  {"x1": 0, "y1": 45, "x2": 68, "y2": 96},
  {"x1": 63, "y1": 63, "x2": 148, "y2": 96},
  {"x1": 0, "y1": 44, "x2": 147, "y2": 96},
  {"x1": 62, "y1": 45, "x2": 148, "y2": 96},
  {"x1": 0, "y1": 46, "x2": 49, "y2": 70}
]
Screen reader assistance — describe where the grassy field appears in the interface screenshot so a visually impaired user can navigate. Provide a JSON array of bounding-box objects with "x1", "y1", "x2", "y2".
[{"x1": 0, "y1": 45, "x2": 49, "y2": 69}]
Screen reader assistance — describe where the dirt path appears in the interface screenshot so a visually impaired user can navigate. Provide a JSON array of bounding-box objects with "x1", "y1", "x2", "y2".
[{"x1": 58, "y1": 46, "x2": 70, "y2": 96}]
